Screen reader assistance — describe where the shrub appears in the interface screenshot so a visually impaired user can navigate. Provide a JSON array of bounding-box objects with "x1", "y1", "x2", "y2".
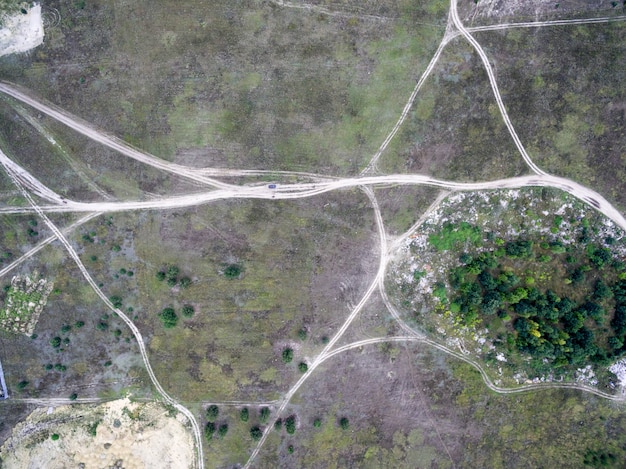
[
  {"x1": 17, "y1": 380, "x2": 28, "y2": 390},
  {"x1": 50, "y1": 337, "x2": 61, "y2": 348},
  {"x1": 339, "y1": 417, "x2": 349, "y2": 430},
  {"x1": 51, "y1": 433, "x2": 59, "y2": 441},
  {"x1": 298, "y1": 328, "x2": 308, "y2": 340},
  {"x1": 182, "y1": 305, "x2": 195, "y2": 318},
  {"x1": 250, "y1": 426, "x2": 263, "y2": 441},
  {"x1": 288, "y1": 445, "x2": 294, "y2": 454},
  {"x1": 224, "y1": 264, "x2": 242, "y2": 278},
  {"x1": 218, "y1": 423, "x2": 228, "y2": 438},
  {"x1": 61, "y1": 324, "x2": 72, "y2": 333},
  {"x1": 109, "y1": 296, "x2": 123, "y2": 309},
  {"x1": 205, "y1": 422, "x2": 215, "y2": 441},
  {"x1": 259, "y1": 407, "x2": 270, "y2": 424},
  {"x1": 206, "y1": 405, "x2": 219, "y2": 422},
  {"x1": 159, "y1": 307, "x2": 178, "y2": 328},
  {"x1": 285, "y1": 415, "x2": 296, "y2": 434},
  {"x1": 74, "y1": 320, "x2": 85, "y2": 328},
  {"x1": 69, "y1": 393, "x2": 77, "y2": 401},
  {"x1": 179, "y1": 277, "x2": 192, "y2": 289},
  {"x1": 298, "y1": 362, "x2": 308, "y2": 373},
  {"x1": 274, "y1": 418, "x2": 282, "y2": 431},
  {"x1": 240, "y1": 407, "x2": 249, "y2": 422},
  {"x1": 282, "y1": 348, "x2": 293, "y2": 363},
  {"x1": 156, "y1": 271, "x2": 166, "y2": 281},
  {"x1": 313, "y1": 418, "x2": 321, "y2": 428}
]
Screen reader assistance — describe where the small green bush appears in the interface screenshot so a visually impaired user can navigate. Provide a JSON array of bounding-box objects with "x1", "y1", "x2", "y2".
[
  {"x1": 240, "y1": 407, "x2": 249, "y2": 422},
  {"x1": 159, "y1": 307, "x2": 178, "y2": 328},
  {"x1": 298, "y1": 362, "x2": 308, "y2": 373},
  {"x1": 182, "y1": 305, "x2": 195, "y2": 317},
  {"x1": 224, "y1": 264, "x2": 242, "y2": 278},
  {"x1": 282, "y1": 348, "x2": 293, "y2": 363},
  {"x1": 339, "y1": 417, "x2": 349, "y2": 430},
  {"x1": 206, "y1": 405, "x2": 219, "y2": 422},
  {"x1": 51, "y1": 433, "x2": 59, "y2": 441},
  {"x1": 250, "y1": 426, "x2": 263, "y2": 441}
]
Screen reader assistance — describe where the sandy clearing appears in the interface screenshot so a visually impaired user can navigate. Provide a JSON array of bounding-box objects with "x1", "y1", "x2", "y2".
[
  {"x1": 0, "y1": 398, "x2": 194, "y2": 469},
  {"x1": 0, "y1": 4, "x2": 44, "y2": 57}
]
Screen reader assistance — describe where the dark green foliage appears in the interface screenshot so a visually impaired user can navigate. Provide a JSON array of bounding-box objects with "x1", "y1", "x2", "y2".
[
  {"x1": 97, "y1": 322, "x2": 109, "y2": 331},
  {"x1": 298, "y1": 327, "x2": 308, "y2": 340},
  {"x1": 167, "y1": 265, "x2": 179, "y2": 279},
  {"x1": 155, "y1": 271, "x2": 166, "y2": 281},
  {"x1": 429, "y1": 222, "x2": 482, "y2": 251},
  {"x1": 298, "y1": 362, "x2": 308, "y2": 373},
  {"x1": 54, "y1": 364, "x2": 66, "y2": 372},
  {"x1": 69, "y1": 393, "x2": 78, "y2": 400},
  {"x1": 313, "y1": 418, "x2": 322, "y2": 428},
  {"x1": 158, "y1": 307, "x2": 178, "y2": 328},
  {"x1": 109, "y1": 295, "x2": 123, "y2": 309},
  {"x1": 250, "y1": 426, "x2": 263, "y2": 441},
  {"x1": 339, "y1": 417, "x2": 350, "y2": 430},
  {"x1": 224, "y1": 264, "x2": 242, "y2": 278},
  {"x1": 87, "y1": 421, "x2": 99, "y2": 436},
  {"x1": 240, "y1": 407, "x2": 249, "y2": 422},
  {"x1": 218, "y1": 424, "x2": 228, "y2": 438},
  {"x1": 111, "y1": 244, "x2": 121, "y2": 252},
  {"x1": 206, "y1": 405, "x2": 219, "y2": 422},
  {"x1": 285, "y1": 415, "x2": 297, "y2": 434},
  {"x1": 50, "y1": 337, "x2": 61, "y2": 348},
  {"x1": 61, "y1": 324, "x2": 71, "y2": 333},
  {"x1": 179, "y1": 277, "x2": 192, "y2": 288},
  {"x1": 259, "y1": 407, "x2": 270, "y2": 424},
  {"x1": 74, "y1": 320, "x2": 85, "y2": 328},
  {"x1": 51, "y1": 433, "x2": 59, "y2": 441},
  {"x1": 44, "y1": 364, "x2": 53, "y2": 370},
  {"x1": 205, "y1": 422, "x2": 216, "y2": 441},
  {"x1": 274, "y1": 418, "x2": 282, "y2": 431},
  {"x1": 505, "y1": 240, "x2": 533, "y2": 258},
  {"x1": 583, "y1": 448, "x2": 617, "y2": 467},
  {"x1": 181, "y1": 304, "x2": 195, "y2": 317},
  {"x1": 288, "y1": 445, "x2": 294, "y2": 453},
  {"x1": 282, "y1": 347, "x2": 293, "y2": 363},
  {"x1": 17, "y1": 380, "x2": 28, "y2": 390},
  {"x1": 443, "y1": 237, "x2": 626, "y2": 368}
]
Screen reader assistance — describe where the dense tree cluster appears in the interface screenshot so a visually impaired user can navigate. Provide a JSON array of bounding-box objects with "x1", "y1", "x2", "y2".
[{"x1": 443, "y1": 236, "x2": 626, "y2": 368}]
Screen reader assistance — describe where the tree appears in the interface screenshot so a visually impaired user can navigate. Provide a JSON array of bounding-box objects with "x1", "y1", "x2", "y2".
[
  {"x1": 205, "y1": 422, "x2": 216, "y2": 441},
  {"x1": 313, "y1": 418, "x2": 322, "y2": 428},
  {"x1": 69, "y1": 393, "x2": 77, "y2": 401},
  {"x1": 17, "y1": 380, "x2": 28, "y2": 390},
  {"x1": 285, "y1": 415, "x2": 296, "y2": 434},
  {"x1": 156, "y1": 271, "x2": 166, "y2": 281},
  {"x1": 182, "y1": 304, "x2": 195, "y2": 317},
  {"x1": 240, "y1": 407, "x2": 249, "y2": 422},
  {"x1": 206, "y1": 405, "x2": 219, "y2": 422},
  {"x1": 339, "y1": 417, "x2": 350, "y2": 430},
  {"x1": 50, "y1": 337, "x2": 61, "y2": 348},
  {"x1": 298, "y1": 362, "x2": 308, "y2": 373},
  {"x1": 250, "y1": 426, "x2": 263, "y2": 441},
  {"x1": 218, "y1": 423, "x2": 228, "y2": 438},
  {"x1": 259, "y1": 407, "x2": 270, "y2": 424},
  {"x1": 224, "y1": 264, "x2": 242, "y2": 279},
  {"x1": 109, "y1": 296, "x2": 123, "y2": 309},
  {"x1": 159, "y1": 307, "x2": 178, "y2": 328},
  {"x1": 282, "y1": 347, "x2": 293, "y2": 363},
  {"x1": 274, "y1": 418, "x2": 282, "y2": 431},
  {"x1": 179, "y1": 277, "x2": 192, "y2": 289}
]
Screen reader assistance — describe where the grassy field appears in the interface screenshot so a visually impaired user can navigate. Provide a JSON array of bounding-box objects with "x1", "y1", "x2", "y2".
[
  {"x1": 0, "y1": 0, "x2": 448, "y2": 175},
  {"x1": 476, "y1": 22, "x2": 626, "y2": 212},
  {"x1": 0, "y1": 0, "x2": 625, "y2": 467}
]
